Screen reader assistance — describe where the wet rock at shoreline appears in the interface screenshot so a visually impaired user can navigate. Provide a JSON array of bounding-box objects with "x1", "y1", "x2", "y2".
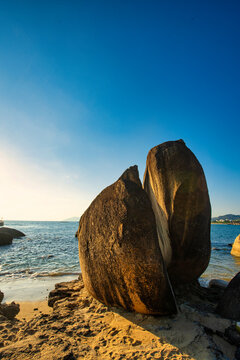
[
  {"x1": 217, "y1": 272, "x2": 240, "y2": 321},
  {"x1": 78, "y1": 166, "x2": 177, "y2": 315},
  {"x1": 209, "y1": 279, "x2": 229, "y2": 290},
  {"x1": 0, "y1": 233, "x2": 13, "y2": 246},
  {"x1": 231, "y1": 234, "x2": 240, "y2": 257},
  {"x1": 143, "y1": 140, "x2": 211, "y2": 285},
  {"x1": 0, "y1": 227, "x2": 25, "y2": 239}
]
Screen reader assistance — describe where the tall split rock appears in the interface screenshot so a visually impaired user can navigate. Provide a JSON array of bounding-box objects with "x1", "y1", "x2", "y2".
[
  {"x1": 78, "y1": 140, "x2": 211, "y2": 314},
  {"x1": 143, "y1": 140, "x2": 211, "y2": 285},
  {"x1": 78, "y1": 166, "x2": 177, "y2": 315}
]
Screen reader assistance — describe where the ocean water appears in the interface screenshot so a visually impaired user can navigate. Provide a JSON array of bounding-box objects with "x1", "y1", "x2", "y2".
[
  {"x1": 0, "y1": 221, "x2": 80, "y2": 283},
  {"x1": 202, "y1": 224, "x2": 240, "y2": 282},
  {"x1": 0, "y1": 221, "x2": 240, "y2": 286}
]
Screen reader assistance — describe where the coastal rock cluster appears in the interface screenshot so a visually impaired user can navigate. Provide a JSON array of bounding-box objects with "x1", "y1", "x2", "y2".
[
  {"x1": 77, "y1": 140, "x2": 211, "y2": 314},
  {"x1": 0, "y1": 227, "x2": 25, "y2": 246}
]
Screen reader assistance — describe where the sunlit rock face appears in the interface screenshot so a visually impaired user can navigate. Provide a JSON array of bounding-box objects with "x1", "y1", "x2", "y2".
[
  {"x1": 78, "y1": 140, "x2": 211, "y2": 314},
  {"x1": 143, "y1": 140, "x2": 211, "y2": 285},
  {"x1": 231, "y1": 235, "x2": 240, "y2": 257},
  {"x1": 78, "y1": 166, "x2": 177, "y2": 315}
]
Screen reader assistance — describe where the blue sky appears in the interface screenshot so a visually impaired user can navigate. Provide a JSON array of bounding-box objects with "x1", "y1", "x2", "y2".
[{"x1": 0, "y1": 0, "x2": 239, "y2": 220}]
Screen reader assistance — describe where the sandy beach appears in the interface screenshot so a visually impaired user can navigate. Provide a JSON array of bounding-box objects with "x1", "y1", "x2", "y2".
[
  {"x1": 16, "y1": 300, "x2": 52, "y2": 321},
  {"x1": 0, "y1": 276, "x2": 239, "y2": 360}
]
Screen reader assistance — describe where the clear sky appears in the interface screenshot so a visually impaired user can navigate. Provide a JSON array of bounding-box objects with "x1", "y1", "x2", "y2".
[{"x1": 0, "y1": 0, "x2": 239, "y2": 220}]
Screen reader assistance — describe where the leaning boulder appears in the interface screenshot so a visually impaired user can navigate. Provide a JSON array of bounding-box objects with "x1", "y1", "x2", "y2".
[
  {"x1": 0, "y1": 227, "x2": 25, "y2": 238},
  {"x1": 78, "y1": 166, "x2": 177, "y2": 315},
  {"x1": 231, "y1": 235, "x2": 240, "y2": 257},
  {"x1": 0, "y1": 233, "x2": 13, "y2": 246},
  {"x1": 143, "y1": 140, "x2": 211, "y2": 285},
  {"x1": 217, "y1": 272, "x2": 240, "y2": 320}
]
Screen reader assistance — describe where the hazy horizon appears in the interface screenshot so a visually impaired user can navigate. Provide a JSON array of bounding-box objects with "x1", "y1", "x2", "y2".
[
  {"x1": 4, "y1": 213, "x2": 240, "y2": 222},
  {"x1": 0, "y1": 1, "x2": 240, "y2": 220}
]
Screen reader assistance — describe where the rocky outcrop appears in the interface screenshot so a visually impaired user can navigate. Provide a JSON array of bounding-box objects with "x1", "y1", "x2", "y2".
[
  {"x1": 0, "y1": 302, "x2": 20, "y2": 320},
  {"x1": 0, "y1": 227, "x2": 25, "y2": 246},
  {"x1": 217, "y1": 272, "x2": 240, "y2": 321},
  {"x1": 78, "y1": 166, "x2": 177, "y2": 315},
  {"x1": 48, "y1": 278, "x2": 84, "y2": 308},
  {"x1": 143, "y1": 140, "x2": 211, "y2": 285},
  {"x1": 77, "y1": 140, "x2": 211, "y2": 314},
  {"x1": 0, "y1": 233, "x2": 13, "y2": 246},
  {"x1": 0, "y1": 227, "x2": 25, "y2": 238},
  {"x1": 0, "y1": 292, "x2": 20, "y2": 320},
  {"x1": 231, "y1": 234, "x2": 240, "y2": 257}
]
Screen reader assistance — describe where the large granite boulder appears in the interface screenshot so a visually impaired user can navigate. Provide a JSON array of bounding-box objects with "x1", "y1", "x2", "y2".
[
  {"x1": 231, "y1": 235, "x2": 240, "y2": 257},
  {"x1": 78, "y1": 166, "x2": 177, "y2": 315},
  {"x1": 0, "y1": 227, "x2": 25, "y2": 238},
  {"x1": 216, "y1": 272, "x2": 240, "y2": 320},
  {"x1": 0, "y1": 232, "x2": 13, "y2": 246},
  {"x1": 143, "y1": 140, "x2": 211, "y2": 285}
]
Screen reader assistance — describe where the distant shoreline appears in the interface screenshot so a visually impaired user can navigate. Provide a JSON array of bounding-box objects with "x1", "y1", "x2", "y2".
[{"x1": 211, "y1": 222, "x2": 240, "y2": 225}]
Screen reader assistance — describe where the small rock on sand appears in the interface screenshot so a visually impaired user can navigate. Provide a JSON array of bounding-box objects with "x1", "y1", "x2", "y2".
[{"x1": 0, "y1": 302, "x2": 20, "y2": 320}]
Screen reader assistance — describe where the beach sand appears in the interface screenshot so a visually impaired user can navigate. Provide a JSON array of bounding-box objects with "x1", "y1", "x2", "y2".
[
  {"x1": 16, "y1": 300, "x2": 52, "y2": 321},
  {"x1": 0, "y1": 277, "x2": 238, "y2": 360}
]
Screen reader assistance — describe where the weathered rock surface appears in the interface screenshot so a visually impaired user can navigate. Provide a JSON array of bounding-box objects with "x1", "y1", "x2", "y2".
[
  {"x1": 78, "y1": 166, "x2": 177, "y2": 315},
  {"x1": 231, "y1": 234, "x2": 240, "y2": 257},
  {"x1": 48, "y1": 279, "x2": 84, "y2": 308},
  {"x1": 143, "y1": 140, "x2": 211, "y2": 285},
  {"x1": 217, "y1": 272, "x2": 240, "y2": 320},
  {"x1": 0, "y1": 227, "x2": 25, "y2": 238},
  {"x1": 0, "y1": 233, "x2": 13, "y2": 246}
]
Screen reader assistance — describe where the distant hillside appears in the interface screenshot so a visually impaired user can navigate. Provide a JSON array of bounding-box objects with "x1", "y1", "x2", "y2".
[
  {"x1": 212, "y1": 214, "x2": 240, "y2": 221},
  {"x1": 63, "y1": 217, "x2": 79, "y2": 221}
]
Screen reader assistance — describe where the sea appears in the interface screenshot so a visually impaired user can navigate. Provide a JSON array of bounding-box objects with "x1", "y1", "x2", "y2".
[{"x1": 0, "y1": 221, "x2": 240, "y2": 300}]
